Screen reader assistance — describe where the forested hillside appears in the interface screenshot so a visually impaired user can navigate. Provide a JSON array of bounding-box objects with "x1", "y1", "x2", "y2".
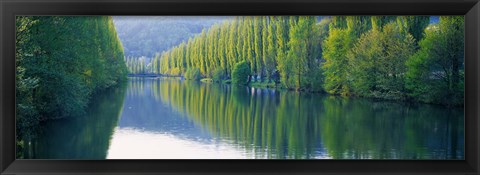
[
  {"x1": 114, "y1": 16, "x2": 229, "y2": 74},
  {"x1": 114, "y1": 16, "x2": 229, "y2": 58},
  {"x1": 16, "y1": 16, "x2": 128, "y2": 131},
  {"x1": 155, "y1": 16, "x2": 464, "y2": 106}
]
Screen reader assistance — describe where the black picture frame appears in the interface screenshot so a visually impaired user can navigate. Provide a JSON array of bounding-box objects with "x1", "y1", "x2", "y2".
[{"x1": 1, "y1": 0, "x2": 479, "y2": 174}]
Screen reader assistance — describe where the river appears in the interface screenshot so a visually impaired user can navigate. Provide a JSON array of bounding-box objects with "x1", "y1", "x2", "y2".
[{"x1": 18, "y1": 77, "x2": 464, "y2": 159}]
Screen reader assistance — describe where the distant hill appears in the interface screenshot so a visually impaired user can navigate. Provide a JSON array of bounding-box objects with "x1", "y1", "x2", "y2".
[
  {"x1": 113, "y1": 16, "x2": 231, "y2": 58},
  {"x1": 114, "y1": 16, "x2": 439, "y2": 60}
]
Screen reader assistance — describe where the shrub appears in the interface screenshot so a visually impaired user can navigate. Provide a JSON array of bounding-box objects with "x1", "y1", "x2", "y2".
[
  {"x1": 184, "y1": 68, "x2": 202, "y2": 80},
  {"x1": 231, "y1": 61, "x2": 251, "y2": 85},
  {"x1": 212, "y1": 68, "x2": 226, "y2": 82},
  {"x1": 170, "y1": 67, "x2": 181, "y2": 76}
]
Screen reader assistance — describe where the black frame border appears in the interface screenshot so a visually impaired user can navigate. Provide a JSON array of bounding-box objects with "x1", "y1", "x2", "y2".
[{"x1": 1, "y1": 0, "x2": 479, "y2": 174}]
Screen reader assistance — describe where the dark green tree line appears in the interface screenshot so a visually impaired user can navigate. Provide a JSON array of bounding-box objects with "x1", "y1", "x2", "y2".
[{"x1": 16, "y1": 16, "x2": 128, "y2": 131}]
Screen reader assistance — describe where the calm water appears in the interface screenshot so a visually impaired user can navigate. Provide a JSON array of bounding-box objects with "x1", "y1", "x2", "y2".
[{"x1": 18, "y1": 77, "x2": 464, "y2": 159}]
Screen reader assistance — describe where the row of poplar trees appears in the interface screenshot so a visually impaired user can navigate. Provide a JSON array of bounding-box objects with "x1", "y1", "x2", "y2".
[
  {"x1": 152, "y1": 16, "x2": 464, "y2": 106},
  {"x1": 16, "y1": 16, "x2": 128, "y2": 131},
  {"x1": 125, "y1": 56, "x2": 149, "y2": 74}
]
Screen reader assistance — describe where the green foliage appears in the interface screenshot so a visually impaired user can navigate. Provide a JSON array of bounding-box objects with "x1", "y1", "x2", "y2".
[
  {"x1": 275, "y1": 16, "x2": 292, "y2": 88},
  {"x1": 349, "y1": 22, "x2": 416, "y2": 99},
  {"x1": 322, "y1": 16, "x2": 373, "y2": 96},
  {"x1": 400, "y1": 16, "x2": 430, "y2": 45},
  {"x1": 125, "y1": 56, "x2": 149, "y2": 74},
  {"x1": 15, "y1": 67, "x2": 40, "y2": 129},
  {"x1": 250, "y1": 81, "x2": 276, "y2": 88},
  {"x1": 184, "y1": 67, "x2": 202, "y2": 80},
  {"x1": 15, "y1": 16, "x2": 127, "y2": 130},
  {"x1": 286, "y1": 16, "x2": 319, "y2": 91},
  {"x1": 406, "y1": 16, "x2": 464, "y2": 105},
  {"x1": 376, "y1": 23, "x2": 416, "y2": 99},
  {"x1": 170, "y1": 67, "x2": 181, "y2": 76},
  {"x1": 371, "y1": 16, "x2": 396, "y2": 31},
  {"x1": 158, "y1": 16, "x2": 322, "y2": 91},
  {"x1": 346, "y1": 16, "x2": 372, "y2": 39},
  {"x1": 154, "y1": 15, "x2": 462, "y2": 105},
  {"x1": 232, "y1": 61, "x2": 251, "y2": 85},
  {"x1": 322, "y1": 16, "x2": 436, "y2": 101},
  {"x1": 212, "y1": 68, "x2": 226, "y2": 82},
  {"x1": 322, "y1": 28, "x2": 351, "y2": 95},
  {"x1": 265, "y1": 16, "x2": 277, "y2": 81},
  {"x1": 309, "y1": 67, "x2": 325, "y2": 92}
]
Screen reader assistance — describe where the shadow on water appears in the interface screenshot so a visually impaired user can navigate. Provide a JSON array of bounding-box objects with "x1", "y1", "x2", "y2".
[{"x1": 17, "y1": 82, "x2": 127, "y2": 159}]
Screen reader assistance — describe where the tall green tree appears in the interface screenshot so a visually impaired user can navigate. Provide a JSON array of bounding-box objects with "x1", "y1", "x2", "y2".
[
  {"x1": 406, "y1": 16, "x2": 464, "y2": 105},
  {"x1": 322, "y1": 27, "x2": 351, "y2": 95},
  {"x1": 287, "y1": 16, "x2": 318, "y2": 91},
  {"x1": 15, "y1": 16, "x2": 127, "y2": 129},
  {"x1": 275, "y1": 16, "x2": 291, "y2": 87},
  {"x1": 254, "y1": 16, "x2": 264, "y2": 80},
  {"x1": 322, "y1": 16, "x2": 372, "y2": 95},
  {"x1": 400, "y1": 16, "x2": 430, "y2": 45},
  {"x1": 265, "y1": 16, "x2": 277, "y2": 82},
  {"x1": 349, "y1": 21, "x2": 416, "y2": 99}
]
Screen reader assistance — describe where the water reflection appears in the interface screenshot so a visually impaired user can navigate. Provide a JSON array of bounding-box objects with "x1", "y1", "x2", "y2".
[
  {"x1": 110, "y1": 78, "x2": 463, "y2": 159},
  {"x1": 17, "y1": 77, "x2": 464, "y2": 159},
  {"x1": 17, "y1": 83, "x2": 127, "y2": 159}
]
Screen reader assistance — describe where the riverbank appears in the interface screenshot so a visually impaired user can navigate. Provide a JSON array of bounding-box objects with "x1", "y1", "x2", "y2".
[
  {"x1": 127, "y1": 76, "x2": 462, "y2": 107},
  {"x1": 195, "y1": 77, "x2": 464, "y2": 108}
]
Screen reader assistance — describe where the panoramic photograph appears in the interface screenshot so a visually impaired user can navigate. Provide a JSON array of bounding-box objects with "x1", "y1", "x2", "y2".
[{"x1": 15, "y1": 16, "x2": 464, "y2": 159}]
